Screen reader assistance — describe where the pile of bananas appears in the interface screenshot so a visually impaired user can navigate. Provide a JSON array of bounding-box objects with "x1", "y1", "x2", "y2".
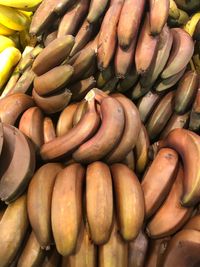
[{"x1": 0, "y1": 0, "x2": 200, "y2": 266}]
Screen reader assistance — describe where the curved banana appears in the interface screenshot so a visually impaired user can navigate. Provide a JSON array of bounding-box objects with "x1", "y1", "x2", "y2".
[
  {"x1": 87, "y1": 0, "x2": 109, "y2": 24},
  {"x1": 0, "y1": 47, "x2": 21, "y2": 89},
  {"x1": 0, "y1": 35, "x2": 15, "y2": 53},
  {"x1": 27, "y1": 163, "x2": 63, "y2": 249},
  {"x1": 155, "y1": 128, "x2": 200, "y2": 206},
  {"x1": 0, "y1": 23, "x2": 15, "y2": 35},
  {"x1": 73, "y1": 92, "x2": 125, "y2": 163},
  {"x1": 141, "y1": 148, "x2": 179, "y2": 218},
  {"x1": 19, "y1": 106, "x2": 44, "y2": 150},
  {"x1": 147, "y1": 164, "x2": 192, "y2": 238},
  {"x1": 161, "y1": 28, "x2": 194, "y2": 79},
  {"x1": 52, "y1": 163, "x2": 85, "y2": 256},
  {"x1": 43, "y1": 117, "x2": 56, "y2": 143},
  {"x1": 184, "y1": 12, "x2": 200, "y2": 37},
  {"x1": 0, "y1": 0, "x2": 42, "y2": 11},
  {"x1": 105, "y1": 93, "x2": 141, "y2": 164},
  {"x1": 0, "y1": 124, "x2": 35, "y2": 202},
  {"x1": 111, "y1": 164, "x2": 144, "y2": 241},
  {"x1": 73, "y1": 100, "x2": 88, "y2": 126},
  {"x1": 169, "y1": 0, "x2": 180, "y2": 19},
  {"x1": 86, "y1": 162, "x2": 113, "y2": 245}
]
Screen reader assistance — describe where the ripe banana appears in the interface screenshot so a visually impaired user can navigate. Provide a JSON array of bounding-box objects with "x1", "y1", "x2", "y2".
[
  {"x1": 189, "y1": 88, "x2": 200, "y2": 132},
  {"x1": 0, "y1": 35, "x2": 15, "y2": 53},
  {"x1": 0, "y1": 23, "x2": 15, "y2": 35},
  {"x1": 0, "y1": 0, "x2": 42, "y2": 11},
  {"x1": 128, "y1": 231, "x2": 149, "y2": 267},
  {"x1": 43, "y1": 117, "x2": 56, "y2": 143},
  {"x1": 155, "y1": 128, "x2": 200, "y2": 206},
  {"x1": 161, "y1": 28, "x2": 194, "y2": 79},
  {"x1": 87, "y1": 0, "x2": 109, "y2": 24},
  {"x1": 86, "y1": 162, "x2": 113, "y2": 245},
  {"x1": 0, "y1": 47, "x2": 21, "y2": 90},
  {"x1": 19, "y1": 106, "x2": 44, "y2": 150},
  {"x1": 149, "y1": 0, "x2": 169, "y2": 35},
  {"x1": 73, "y1": 92, "x2": 125, "y2": 163},
  {"x1": 141, "y1": 148, "x2": 179, "y2": 218},
  {"x1": 34, "y1": 64, "x2": 74, "y2": 96},
  {"x1": 27, "y1": 163, "x2": 63, "y2": 249},
  {"x1": 105, "y1": 93, "x2": 141, "y2": 163},
  {"x1": 174, "y1": 70, "x2": 199, "y2": 114},
  {"x1": 32, "y1": 88, "x2": 72, "y2": 114},
  {"x1": 135, "y1": 13, "x2": 159, "y2": 74},
  {"x1": 97, "y1": 0, "x2": 124, "y2": 70},
  {"x1": 70, "y1": 76, "x2": 96, "y2": 101},
  {"x1": 51, "y1": 163, "x2": 85, "y2": 256},
  {"x1": 147, "y1": 164, "x2": 192, "y2": 238},
  {"x1": 0, "y1": 195, "x2": 29, "y2": 267},
  {"x1": 184, "y1": 12, "x2": 200, "y2": 37},
  {"x1": 117, "y1": 0, "x2": 145, "y2": 49},
  {"x1": 32, "y1": 35, "x2": 74, "y2": 76},
  {"x1": 17, "y1": 231, "x2": 45, "y2": 267},
  {"x1": 110, "y1": 164, "x2": 144, "y2": 241},
  {"x1": 40, "y1": 97, "x2": 100, "y2": 161}
]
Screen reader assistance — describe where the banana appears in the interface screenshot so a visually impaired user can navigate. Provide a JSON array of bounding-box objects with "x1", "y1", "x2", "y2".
[
  {"x1": 105, "y1": 93, "x2": 141, "y2": 163},
  {"x1": 17, "y1": 231, "x2": 45, "y2": 267},
  {"x1": 169, "y1": 0, "x2": 180, "y2": 19},
  {"x1": 117, "y1": 67, "x2": 139, "y2": 92},
  {"x1": 32, "y1": 88, "x2": 72, "y2": 114},
  {"x1": 159, "y1": 229, "x2": 200, "y2": 267},
  {"x1": 81, "y1": 56, "x2": 97, "y2": 80},
  {"x1": 0, "y1": 35, "x2": 15, "y2": 53},
  {"x1": 19, "y1": 106, "x2": 44, "y2": 150},
  {"x1": 97, "y1": 0, "x2": 124, "y2": 70},
  {"x1": 73, "y1": 100, "x2": 88, "y2": 126},
  {"x1": 43, "y1": 30, "x2": 58, "y2": 47},
  {"x1": 140, "y1": 25, "x2": 173, "y2": 88},
  {"x1": 155, "y1": 128, "x2": 200, "y2": 206},
  {"x1": 43, "y1": 117, "x2": 56, "y2": 143},
  {"x1": 42, "y1": 248, "x2": 61, "y2": 267},
  {"x1": 0, "y1": 23, "x2": 15, "y2": 35},
  {"x1": 128, "y1": 231, "x2": 148, "y2": 267},
  {"x1": 149, "y1": 0, "x2": 169, "y2": 35},
  {"x1": 161, "y1": 28, "x2": 194, "y2": 79},
  {"x1": 0, "y1": 195, "x2": 29, "y2": 267},
  {"x1": 70, "y1": 19, "x2": 95, "y2": 57},
  {"x1": 110, "y1": 164, "x2": 144, "y2": 241},
  {"x1": 86, "y1": 162, "x2": 113, "y2": 245},
  {"x1": 137, "y1": 91, "x2": 161, "y2": 123},
  {"x1": 189, "y1": 88, "x2": 200, "y2": 132},
  {"x1": 0, "y1": 47, "x2": 21, "y2": 90},
  {"x1": 169, "y1": 9, "x2": 189, "y2": 27},
  {"x1": 73, "y1": 91, "x2": 125, "y2": 163},
  {"x1": 122, "y1": 150, "x2": 135, "y2": 171},
  {"x1": 114, "y1": 38, "x2": 137, "y2": 78},
  {"x1": 155, "y1": 67, "x2": 186, "y2": 92},
  {"x1": 160, "y1": 112, "x2": 190, "y2": 139},
  {"x1": 184, "y1": 214, "x2": 200, "y2": 231},
  {"x1": 0, "y1": 0, "x2": 42, "y2": 11},
  {"x1": 52, "y1": 163, "x2": 85, "y2": 256},
  {"x1": 141, "y1": 148, "x2": 179, "y2": 218},
  {"x1": 135, "y1": 124, "x2": 150, "y2": 175},
  {"x1": 174, "y1": 70, "x2": 199, "y2": 114},
  {"x1": 146, "y1": 91, "x2": 175, "y2": 140},
  {"x1": 87, "y1": 0, "x2": 109, "y2": 24},
  {"x1": 101, "y1": 76, "x2": 118, "y2": 94},
  {"x1": 0, "y1": 124, "x2": 35, "y2": 202},
  {"x1": 57, "y1": 0, "x2": 89, "y2": 38},
  {"x1": 34, "y1": 65, "x2": 74, "y2": 96},
  {"x1": 135, "y1": 13, "x2": 159, "y2": 74},
  {"x1": 61, "y1": 222, "x2": 97, "y2": 267},
  {"x1": 27, "y1": 163, "x2": 63, "y2": 249},
  {"x1": 98, "y1": 219, "x2": 128, "y2": 267},
  {"x1": 147, "y1": 164, "x2": 193, "y2": 238},
  {"x1": 56, "y1": 103, "x2": 79, "y2": 137},
  {"x1": 96, "y1": 65, "x2": 114, "y2": 88},
  {"x1": 117, "y1": 0, "x2": 145, "y2": 49},
  {"x1": 32, "y1": 35, "x2": 74, "y2": 76},
  {"x1": 70, "y1": 76, "x2": 96, "y2": 101},
  {"x1": 40, "y1": 97, "x2": 100, "y2": 161},
  {"x1": 0, "y1": 5, "x2": 29, "y2": 31},
  {"x1": 184, "y1": 12, "x2": 200, "y2": 37}
]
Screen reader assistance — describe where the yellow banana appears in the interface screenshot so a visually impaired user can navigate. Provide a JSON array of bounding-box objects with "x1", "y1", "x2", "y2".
[
  {"x1": 0, "y1": 23, "x2": 15, "y2": 35},
  {"x1": 0, "y1": 5, "x2": 30, "y2": 31},
  {"x1": 18, "y1": 10, "x2": 33, "y2": 18},
  {"x1": 184, "y1": 12, "x2": 200, "y2": 37},
  {"x1": 0, "y1": 35, "x2": 15, "y2": 53},
  {"x1": 0, "y1": 0, "x2": 42, "y2": 11},
  {"x1": 0, "y1": 47, "x2": 21, "y2": 89},
  {"x1": 169, "y1": 0, "x2": 180, "y2": 19}
]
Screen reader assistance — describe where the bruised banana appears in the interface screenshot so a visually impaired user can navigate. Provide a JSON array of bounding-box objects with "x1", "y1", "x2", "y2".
[
  {"x1": 52, "y1": 163, "x2": 85, "y2": 256},
  {"x1": 0, "y1": 124, "x2": 35, "y2": 203},
  {"x1": 141, "y1": 148, "x2": 179, "y2": 218},
  {"x1": 111, "y1": 164, "x2": 144, "y2": 241},
  {"x1": 43, "y1": 117, "x2": 56, "y2": 143},
  {"x1": 19, "y1": 106, "x2": 44, "y2": 150},
  {"x1": 27, "y1": 163, "x2": 63, "y2": 249},
  {"x1": 86, "y1": 161, "x2": 113, "y2": 245},
  {"x1": 40, "y1": 97, "x2": 100, "y2": 161},
  {"x1": 147, "y1": 164, "x2": 192, "y2": 238}
]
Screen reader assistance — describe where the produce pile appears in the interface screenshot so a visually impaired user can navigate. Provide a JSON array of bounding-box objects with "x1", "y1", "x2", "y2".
[{"x1": 0, "y1": 0, "x2": 200, "y2": 266}]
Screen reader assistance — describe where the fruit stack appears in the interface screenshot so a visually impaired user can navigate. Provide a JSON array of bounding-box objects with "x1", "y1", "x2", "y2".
[{"x1": 0, "y1": 0, "x2": 200, "y2": 266}]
